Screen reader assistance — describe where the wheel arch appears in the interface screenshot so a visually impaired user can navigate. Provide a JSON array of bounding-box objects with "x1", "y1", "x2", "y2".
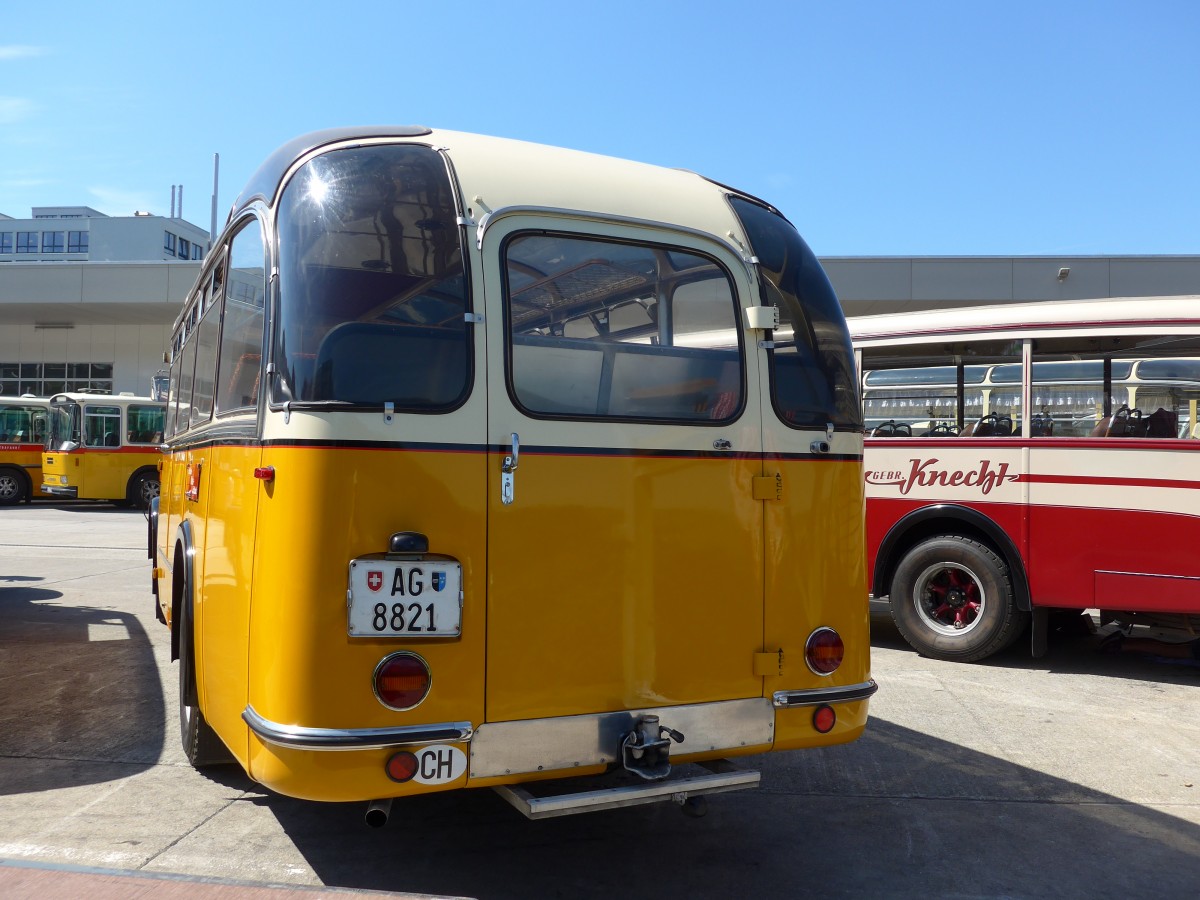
[
  {"x1": 874, "y1": 504, "x2": 1032, "y2": 612},
  {"x1": 170, "y1": 518, "x2": 196, "y2": 663}
]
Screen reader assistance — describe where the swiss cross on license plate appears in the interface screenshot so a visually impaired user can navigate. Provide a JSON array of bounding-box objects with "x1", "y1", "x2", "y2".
[{"x1": 347, "y1": 560, "x2": 462, "y2": 637}]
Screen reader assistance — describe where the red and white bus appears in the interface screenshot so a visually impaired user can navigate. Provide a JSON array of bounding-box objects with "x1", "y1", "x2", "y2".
[{"x1": 850, "y1": 296, "x2": 1200, "y2": 662}]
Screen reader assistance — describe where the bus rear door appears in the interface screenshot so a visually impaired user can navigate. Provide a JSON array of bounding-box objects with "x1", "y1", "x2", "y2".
[{"x1": 480, "y1": 218, "x2": 765, "y2": 730}]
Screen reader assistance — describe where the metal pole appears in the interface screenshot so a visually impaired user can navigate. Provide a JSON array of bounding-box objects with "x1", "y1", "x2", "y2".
[{"x1": 209, "y1": 153, "x2": 220, "y2": 248}]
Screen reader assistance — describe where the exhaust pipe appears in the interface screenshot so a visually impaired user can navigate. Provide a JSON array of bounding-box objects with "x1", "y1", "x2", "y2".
[{"x1": 365, "y1": 798, "x2": 392, "y2": 828}]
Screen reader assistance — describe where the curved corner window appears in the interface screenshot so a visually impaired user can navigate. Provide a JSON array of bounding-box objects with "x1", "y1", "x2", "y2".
[
  {"x1": 504, "y1": 233, "x2": 743, "y2": 422},
  {"x1": 214, "y1": 222, "x2": 267, "y2": 416},
  {"x1": 728, "y1": 196, "x2": 861, "y2": 430},
  {"x1": 274, "y1": 144, "x2": 470, "y2": 411}
]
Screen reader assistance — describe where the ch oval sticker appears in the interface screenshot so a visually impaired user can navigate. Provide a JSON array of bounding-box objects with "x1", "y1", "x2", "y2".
[{"x1": 413, "y1": 745, "x2": 467, "y2": 785}]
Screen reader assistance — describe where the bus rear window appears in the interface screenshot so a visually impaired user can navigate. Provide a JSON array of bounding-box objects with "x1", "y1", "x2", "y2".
[{"x1": 274, "y1": 144, "x2": 470, "y2": 411}]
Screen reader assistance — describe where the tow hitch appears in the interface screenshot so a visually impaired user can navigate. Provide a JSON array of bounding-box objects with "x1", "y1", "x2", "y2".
[{"x1": 621, "y1": 714, "x2": 685, "y2": 780}]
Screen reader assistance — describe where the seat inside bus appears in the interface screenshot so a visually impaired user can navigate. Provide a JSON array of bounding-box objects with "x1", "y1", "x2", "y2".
[
  {"x1": 970, "y1": 413, "x2": 1012, "y2": 437},
  {"x1": 870, "y1": 420, "x2": 912, "y2": 437}
]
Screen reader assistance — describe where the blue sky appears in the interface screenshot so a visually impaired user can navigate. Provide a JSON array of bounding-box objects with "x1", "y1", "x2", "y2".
[{"x1": 1, "y1": 1, "x2": 1196, "y2": 256}]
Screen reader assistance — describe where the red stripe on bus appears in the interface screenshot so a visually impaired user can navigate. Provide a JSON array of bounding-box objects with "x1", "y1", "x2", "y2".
[
  {"x1": 1022, "y1": 474, "x2": 1200, "y2": 490},
  {"x1": 865, "y1": 437, "x2": 1200, "y2": 451}
]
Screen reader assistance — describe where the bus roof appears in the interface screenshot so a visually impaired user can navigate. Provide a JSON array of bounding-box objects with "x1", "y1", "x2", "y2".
[
  {"x1": 228, "y1": 127, "x2": 767, "y2": 250},
  {"x1": 848, "y1": 296, "x2": 1200, "y2": 343},
  {"x1": 47, "y1": 393, "x2": 161, "y2": 404}
]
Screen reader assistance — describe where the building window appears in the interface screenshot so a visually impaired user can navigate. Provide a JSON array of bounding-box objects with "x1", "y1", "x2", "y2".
[
  {"x1": 178, "y1": 237, "x2": 190, "y2": 259},
  {"x1": 16, "y1": 232, "x2": 38, "y2": 253},
  {"x1": 42, "y1": 231, "x2": 65, "y2": 253},
  {"x1": 68, "y1": 231, "x2": 89, "y2": 253},
  {"x1": 0, "y1": 361, "x2": 114, "y2": 396},
  {"x1": 164, "y1": 231, "x2": 176, "y2": 254},
  {"x1": 0, "y1": 233, "x2": 12, "y2": 253},
  {"x1": 192, "y1": 244, "x2": 203, "y2": 260}
]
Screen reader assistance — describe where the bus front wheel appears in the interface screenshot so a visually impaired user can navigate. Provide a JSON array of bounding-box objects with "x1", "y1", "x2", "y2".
[
  {"x1": 889, "y1": 535, "x2": 1028, "y2": 663},
  {"x1": 178, "y1": 605, "x2": 234, "y2": 768},
  {"x1": 128, "y1": 471, "x2": 160, "y2": 510},
  {"x1": 0, "y1": 468, "x2": 28, "y2": 505}
]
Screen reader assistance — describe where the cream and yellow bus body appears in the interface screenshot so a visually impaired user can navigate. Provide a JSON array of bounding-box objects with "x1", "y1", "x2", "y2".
[
  {"x1": 41, "y1": 393, "x2": 164, "y2": 507},
  {"x1": 153, "y1": 128, "x2": 872, "y2": 810}
]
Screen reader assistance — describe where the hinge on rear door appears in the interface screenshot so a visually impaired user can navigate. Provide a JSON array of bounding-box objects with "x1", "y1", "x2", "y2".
[
  {"x1": 753, "y1": 649, "x2": 783, "y2": 677},
  {"x1": 752, "y1": 473, "x2": 783, "y2": 501}
]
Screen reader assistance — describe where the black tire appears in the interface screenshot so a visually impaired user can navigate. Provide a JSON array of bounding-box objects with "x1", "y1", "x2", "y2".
[
  {"x1": 0, "y1": 468, "x2": 28, "y2": 505},
  {"x1": 178, "y1": 604, "x2": 235, "y2": 768},
  {"x1": 889, "y1": 535, "x2": 1028, "y2": 663},
  {"x1": 127, "y1": 471, "x2": 160, "y2": 510}
]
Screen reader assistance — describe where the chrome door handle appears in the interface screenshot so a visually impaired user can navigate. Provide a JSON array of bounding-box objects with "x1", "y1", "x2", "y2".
[{"x1": 501, "y1": 432, "x2": 519, "y2": 505}]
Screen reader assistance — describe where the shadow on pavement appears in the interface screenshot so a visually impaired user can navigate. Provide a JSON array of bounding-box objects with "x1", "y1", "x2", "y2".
[
  {"x1": 871, "y1": 612, "x2": 1200, "y2": 685},
  {"x1": 251, "y1": 716, "x2": 1200, "y2": 899},
  {"x1": 0, "y1": 583, "x2": 164, "y2": 796}
]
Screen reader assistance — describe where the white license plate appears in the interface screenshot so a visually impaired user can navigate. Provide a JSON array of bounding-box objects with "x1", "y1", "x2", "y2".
[{"x1": 348, "y1": 560, "x2": 462, "y2": 637}]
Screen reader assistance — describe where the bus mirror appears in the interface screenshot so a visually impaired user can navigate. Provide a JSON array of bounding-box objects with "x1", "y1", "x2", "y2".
[{"x1": 744, "y1": 306, "x2": 779, "y2": 331}]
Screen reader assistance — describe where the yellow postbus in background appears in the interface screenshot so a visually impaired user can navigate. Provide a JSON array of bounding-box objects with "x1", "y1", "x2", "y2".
[
  {"x1": 42, "y1": 393, "x2": 165, "y2": 508},
  {"x1": 0, "y1": 395, "x2": 50, "y2": 505},
  {"x1": 150, "y1": 127, "x2": 875, "y2": 823}
]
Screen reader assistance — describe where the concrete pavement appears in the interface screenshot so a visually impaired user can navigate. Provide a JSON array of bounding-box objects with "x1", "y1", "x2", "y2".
[{"x1": 1, "y1": 503, "x2": 1198, "y2": 898}]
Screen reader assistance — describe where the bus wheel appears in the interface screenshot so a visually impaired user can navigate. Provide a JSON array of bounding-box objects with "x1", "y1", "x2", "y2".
[
  {"x1": 0, "y1": 469, "x2": 27, "y2": 505},
  {"x1": 128, "y1": 472, "x2": 160, "y2": 510},
  {"x1": 178, "y1": 606, "x2": 234, "y2": 768},
  {"x1": 889, "y1": 535, "x2": 1028, "y2": 663}
]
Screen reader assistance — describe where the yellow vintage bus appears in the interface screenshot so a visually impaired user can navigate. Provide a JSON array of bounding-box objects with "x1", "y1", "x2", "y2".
[
  {"x1": 42, "y1": 393, "x2": 165, "y2": 508},
  {"x1": 150, "y1": 127, "x2": 874, "y2": 822},
  {"x1": 0, "y1": 395, "x2": 50, "y2": 505}
]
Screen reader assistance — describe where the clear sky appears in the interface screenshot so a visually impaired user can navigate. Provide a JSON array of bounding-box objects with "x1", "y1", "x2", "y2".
[{"x1": 1, "y1": 1, "x2": 1196, "y2": 257}]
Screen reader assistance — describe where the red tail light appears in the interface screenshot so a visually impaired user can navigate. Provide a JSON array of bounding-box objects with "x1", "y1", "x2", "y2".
[
  {"x1": 373, "y1": 652, "x2": 431, "y2": 710},
  {"x1": 805, "y1": 627, "x2": 844, "y2": 675},
  {"x1": 386, "y1": 751, "x2": 419, "y2": 782}
]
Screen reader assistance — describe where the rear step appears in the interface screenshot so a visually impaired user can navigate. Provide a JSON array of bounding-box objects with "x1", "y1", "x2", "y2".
[{"x1": 492, "y1": 759, "x2": 759, "y2": 820}]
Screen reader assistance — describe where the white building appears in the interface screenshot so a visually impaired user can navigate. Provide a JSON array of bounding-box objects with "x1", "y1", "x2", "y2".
[
  {"x1": 823, "y1": 254, "x2": 1200, "y2": 317},
  {"x1": 0, "y1": 207, "x2": 208, "y2": 396},
  {"x1": 1, "y1": 204, "x2": 1198, "y2": 396}
]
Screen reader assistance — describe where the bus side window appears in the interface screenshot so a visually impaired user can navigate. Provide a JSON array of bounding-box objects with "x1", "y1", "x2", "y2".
[
  {"x1": 225, "y1": 353, "x2": 261, "y2": 408},
  {"x1": 214, "y1": 219, "x2": 266, "y2": 416}
]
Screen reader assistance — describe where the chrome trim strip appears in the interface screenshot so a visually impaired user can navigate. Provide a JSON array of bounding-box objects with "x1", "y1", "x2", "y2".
[
  {"x1": 772, "y1": 679, "x2": 879, "y2": 708},
  {"x1": 242, "y1": 706, "x2": 473, "y2": 750}
]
